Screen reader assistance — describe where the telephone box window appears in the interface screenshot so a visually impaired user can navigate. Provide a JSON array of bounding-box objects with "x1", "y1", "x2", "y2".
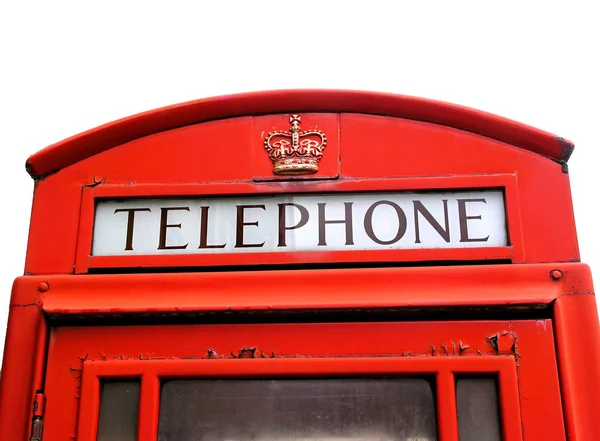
[
  {"x1": 96, "y1": 381, "x2": 140, "y2": 441},
  {"x1": 456, "y1": 377, "x2": 502, "y2": 441},
  {"x1": 158, "y1": 378, "x2": 437, "y2": 441}
]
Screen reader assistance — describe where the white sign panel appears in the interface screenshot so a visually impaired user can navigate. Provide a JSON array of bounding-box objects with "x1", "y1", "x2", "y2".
[{"x1": 92, "y1": 191, "x2": 507, "y2": 256}]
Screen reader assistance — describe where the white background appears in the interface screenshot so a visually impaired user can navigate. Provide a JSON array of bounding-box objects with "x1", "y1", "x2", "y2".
[{"x1": 0, "y1": 1, "x2": 598, "y2": 364}]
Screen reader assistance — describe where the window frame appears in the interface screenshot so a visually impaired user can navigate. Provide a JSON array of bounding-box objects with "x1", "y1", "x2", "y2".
[
  {"x1": 78, "y1": 356, "x2": 522, "y2": 441},
  {"x1": 42, "y1": 319, "x2": 565, "y2": 441}
]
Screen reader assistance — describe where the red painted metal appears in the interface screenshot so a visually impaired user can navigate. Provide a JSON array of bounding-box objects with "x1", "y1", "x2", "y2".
[
  {"x1": 554, "y1": 289, "x2": 600, "y2": 441},
  {"x1": 436, "y1": 371, "x2": 460, "y2": 441},
  {"x1": 34, "y1": 264, "x2": 567, "y2": 316},
  {"x1": 1, "y1": 90, "x2": 597, "y2": 440},
  {"x1": 24, "y1": 110, "x2": 577, "y2": 274},
  {"x1": 76, "y1": 357, "x2": 523, "y2": 441},
  {"x1": 45, "y1": 322, "x2": 554, "y2": 441},
  {"x1": 138, "y1": 375, "x2": 160, "y2": 441},
  {"x1": 0, "y1": 282, "x2": 46, "y2": 440},
  {"x1": 4, "y1": 262, "x2": 594, "y2": 440},
  {"x1": 26, "y1": 89, "x2": 573, "y2": 179}
]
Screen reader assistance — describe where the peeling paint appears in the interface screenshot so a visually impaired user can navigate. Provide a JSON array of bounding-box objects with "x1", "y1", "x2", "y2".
[
  {"x1": 486, "y1": 333, "x2": 500, "y2": 354},
  {"x1": 82, "y1": 176, "x2": 105, "y2": 188},
  {"x1": 231, "y1": 347, "x2": 257, "y2": 358}
]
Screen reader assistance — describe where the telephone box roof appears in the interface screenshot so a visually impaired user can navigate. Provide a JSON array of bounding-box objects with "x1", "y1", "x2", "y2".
[{"x1": 25, "y1": 89, "x2": 574, "y2": 179}]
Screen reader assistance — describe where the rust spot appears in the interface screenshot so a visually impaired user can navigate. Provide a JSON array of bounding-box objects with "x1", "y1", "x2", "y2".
[
  {"x1": 430, "y1": 345, "x2": 437, "y2": 356},
  {"x1": 476, "y1": 349, "x2": 482, "y2": 355},
  {"x1": 458, "y1": 341, "x2": 470, "y2": 354},
  {"x1": 77, "y1": 352, "x2": 88, "y2": 362},
  {"x1": 441, "y1": 344, "x2": 448, "y2": 355},
  {"x1": 207, "y1": 349, "x2": 218, "y2": 358}
]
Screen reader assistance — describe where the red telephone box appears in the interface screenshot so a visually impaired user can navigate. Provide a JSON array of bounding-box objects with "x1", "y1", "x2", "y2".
[{"x1": 0, "y1": 90, "x2": 598, "y2": 440}]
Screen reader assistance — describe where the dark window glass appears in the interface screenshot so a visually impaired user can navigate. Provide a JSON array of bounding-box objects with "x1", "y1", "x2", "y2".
[
  {"x1": 158, "y1": 378, "x2": 437, "y2": 441},
  {"x1": 456, "y1": 377, "x2": 502, "y2": 441},
  {"x1": 97, "y1": 381, "x2": 140, "y2": 441}
]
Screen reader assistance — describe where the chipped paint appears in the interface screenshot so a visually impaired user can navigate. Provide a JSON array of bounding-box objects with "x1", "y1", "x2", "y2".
[{"x1": 486, "y1": 333, "x2": 500, "y2": 354}]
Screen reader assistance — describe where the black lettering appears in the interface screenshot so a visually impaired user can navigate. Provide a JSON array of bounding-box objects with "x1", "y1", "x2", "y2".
[
  {"x1": 158, "y1": 207, "x2": 190, "y2": 250},
  {"x1": 278, "y1": 203, "x2": 309, "y2": 247},
  {"x1": 199, "y1": 206, "x2": 226, "y2": 249},
  {"x1": 413, "y1": 200, "x2": 450, "y2": 243},
  {"x1": 317, "y1": 202, "x2": 354, "y2": 246},
  {"x1": 364, "y1": 200, "x2": 407, "y2": 245},
  {"x1": 235, "y1": 205, "x2": 266, "y2": 248},
  {"x1": 457, "y1": 198, "x2": 490, "y2": 242},
  {"x1": 114, "y1": 208, "x2": 151, "y2": 251}
]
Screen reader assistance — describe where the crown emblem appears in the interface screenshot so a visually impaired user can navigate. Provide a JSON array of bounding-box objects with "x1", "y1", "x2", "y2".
[{"x1": 263, "y1": 115, "x2": 327, "y2": 175}]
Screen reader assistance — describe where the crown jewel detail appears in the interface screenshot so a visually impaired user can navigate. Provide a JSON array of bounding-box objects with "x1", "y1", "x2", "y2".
[{"x1": 263, "y1": 115, "x2": 327, "y2": 175}]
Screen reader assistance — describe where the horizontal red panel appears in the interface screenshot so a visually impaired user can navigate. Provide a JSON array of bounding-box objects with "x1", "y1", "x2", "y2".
[{"x1": 12, "y1": 263, "x2": 590, "y2": 316}]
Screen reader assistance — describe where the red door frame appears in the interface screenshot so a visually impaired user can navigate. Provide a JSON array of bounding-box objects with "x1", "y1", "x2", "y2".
[
  {"x1": 46, "y1": 320, "x2": 554, "y2": 441},
  {"x1": 2, "y1": 263, "x2": 598, "y2": 440}
]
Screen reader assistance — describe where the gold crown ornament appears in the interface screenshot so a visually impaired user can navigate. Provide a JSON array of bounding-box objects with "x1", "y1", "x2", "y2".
[{"x1": 263, "y1": 115, "x2": 327, "y2": 175}]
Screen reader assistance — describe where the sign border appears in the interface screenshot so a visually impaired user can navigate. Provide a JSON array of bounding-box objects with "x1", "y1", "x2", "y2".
[{"x1": 75, "y1": 174, "x2": 522, "y2": 273}]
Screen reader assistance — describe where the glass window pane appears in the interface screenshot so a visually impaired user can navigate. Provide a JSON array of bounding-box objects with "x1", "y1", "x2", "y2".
[
  {"x1": 97, "y1": 381, "x2": 140, "y2": 441},
  {"x1": 456, "y1": 377, "x2": 502, "y2": 441},
  {"x1": 158, "y1": 378, "x2": 437, "y2": 441}
]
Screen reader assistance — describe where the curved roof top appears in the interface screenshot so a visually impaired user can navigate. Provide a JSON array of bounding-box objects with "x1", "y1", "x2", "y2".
[{"x1": 26, "y1": 89, "x2": 574, "y2": 179}]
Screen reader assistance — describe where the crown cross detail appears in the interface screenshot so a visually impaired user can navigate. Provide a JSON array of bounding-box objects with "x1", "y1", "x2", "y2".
[{"x1": 263, "y1": 115, "x2": 327, "y2": 175}]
